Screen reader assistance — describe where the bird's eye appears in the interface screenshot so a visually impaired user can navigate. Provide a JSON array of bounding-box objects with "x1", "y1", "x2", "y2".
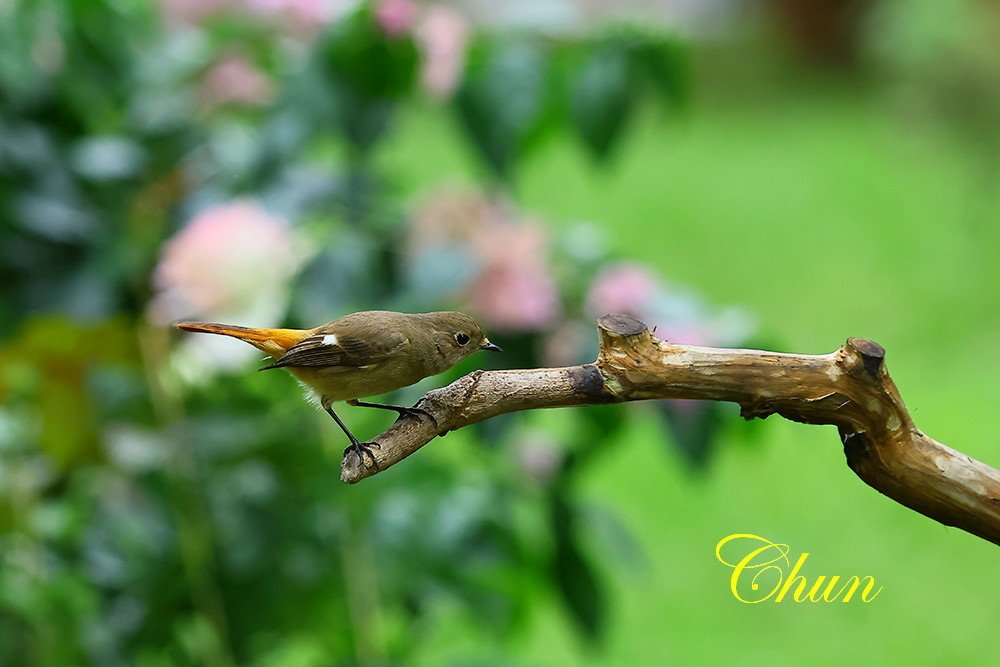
[{"x1": 455, "y1": 332, "x2": 470, "y2": 346}]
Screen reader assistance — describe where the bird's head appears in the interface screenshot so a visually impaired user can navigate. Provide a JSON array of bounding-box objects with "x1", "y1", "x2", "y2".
[{"x1": 422, "y1": 311, "x2": 501, "y2": 367}]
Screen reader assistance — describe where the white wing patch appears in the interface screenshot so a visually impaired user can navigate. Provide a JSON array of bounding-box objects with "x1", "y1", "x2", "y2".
[{"x1": 322, "y1": 334, "x2": 338, "y2": 346}]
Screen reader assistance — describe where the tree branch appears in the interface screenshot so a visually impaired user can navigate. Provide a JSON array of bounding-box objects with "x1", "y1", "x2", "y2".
[{"x1": 340, "y1": 314, "x2": 1000, "y2": 547}]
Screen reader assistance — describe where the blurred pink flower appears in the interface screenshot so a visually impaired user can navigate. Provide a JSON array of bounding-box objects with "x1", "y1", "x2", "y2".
[
  {"x1": 415, "y1": 5, "x2": 470, "y2": 99},
  {"x1": 647, "y1": 322, "x2": 710, "y2": 346},
  {"x1": 152, "y1": 200, "x2": 300, "y2": 321},
  {"x1": 586, "y1": 262, "x2": 661, "y2": 318},
  {"x1": 199, "y1": 55, "x2": 275, "y2": 108},
  {"x1": 375, "y1": 0, "x2": 417, "y2": 37},
  {"x1": 466, "y1": 221, "x2": 561, "y2": 331},
  {"x1": 409, "y1": 189, "x2": 561, "y2": 332},
  {"x1": 586, "y1": 262, "x2": 742, "y2": 347},
  {"x1": 150, "y1": 201, "x2": 304, "y2": 373}
]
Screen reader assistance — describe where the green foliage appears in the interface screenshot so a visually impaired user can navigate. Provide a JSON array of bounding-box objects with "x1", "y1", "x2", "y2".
[
  {"x1": 455, "y1": 39, "x2": 555, "y2": 180},
  {"x1": 315, "y1": 6, "x2": 419, "y2": 150},
  {"x1": 569, "y1": 28, "x2": 689, "y2": 161},
  {"x1": 0, "y1": 2, "x2": 739, "y2": 665},
  {"x1": 319, "y1": 6, "x2": 419, "y2": 101},
  {"x1": 549, "y1": 494, "x2": 605, "y2": 640},
  {"x1": 454, "y1": 27, "x2": 689, "y2": 177},
  {"x1": 570, "y1": 43, "x2": 636, "y2": 161}
]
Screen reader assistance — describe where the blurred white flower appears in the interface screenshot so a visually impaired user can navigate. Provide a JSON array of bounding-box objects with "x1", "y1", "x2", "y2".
[
  {"x1": 149, "y1": 200, "x2": 305, "y2": 375},
  {"x1": 162, "y1": 0, "x2": 346, "y2": 36},
  {"x1": 415, "y1": 4, "x2": 470, "y2": 99},
  {"x1": 246, "y1": 0, "x2": 349, "y2": 33},
  {"x1": 104, "y1": 425, "x2": 170, "y2": 473}
]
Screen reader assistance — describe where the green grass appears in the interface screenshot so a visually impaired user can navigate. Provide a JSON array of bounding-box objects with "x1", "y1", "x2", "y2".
[{"x1": 383, "y1": 60, "x2": 1000, "y2": 666}]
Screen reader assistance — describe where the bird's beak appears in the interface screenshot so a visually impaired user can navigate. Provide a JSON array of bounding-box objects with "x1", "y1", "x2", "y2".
[{"x1": 480, "y1": 339, "x2": 502, "y2": 352}]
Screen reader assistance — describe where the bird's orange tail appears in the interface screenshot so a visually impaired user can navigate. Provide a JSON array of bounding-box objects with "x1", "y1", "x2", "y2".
[{"x1": 175, "y1": 322, "x2": 310, "y2": 358}]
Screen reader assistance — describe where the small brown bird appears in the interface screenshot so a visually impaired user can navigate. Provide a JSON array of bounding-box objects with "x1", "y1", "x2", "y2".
[{"x1": 176, "y1": 311, "x2": 501, "y2": 467}]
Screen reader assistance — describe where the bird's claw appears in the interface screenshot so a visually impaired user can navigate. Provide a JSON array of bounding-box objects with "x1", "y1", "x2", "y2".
[
  {"x1": 345, "y1": 441, "x2": 381, "y2": 470},
  {"x1": 392, "y1": 405, "x2": 438, "y2": 428}
]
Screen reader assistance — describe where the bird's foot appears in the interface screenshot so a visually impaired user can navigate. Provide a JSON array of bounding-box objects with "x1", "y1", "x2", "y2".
[
  {"x1": 347, "y1": 399, "x2": 437, "y2": 428},
  {"x1": 391, "y1": 405, "x2": 437, "y2": 428},
  {"x1": 345, "y1": 440, "x2": 381, "y2": 470}
]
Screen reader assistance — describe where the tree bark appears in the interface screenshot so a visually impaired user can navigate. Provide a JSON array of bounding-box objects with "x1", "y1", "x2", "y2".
[{"x1": 340, "y1": 314, "x2": 1000, "y2": 547}]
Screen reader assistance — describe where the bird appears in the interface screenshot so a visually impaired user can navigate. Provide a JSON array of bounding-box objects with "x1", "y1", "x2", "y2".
[{"x1": 175, "y1": 310, "x2": 501, "y2": 468}]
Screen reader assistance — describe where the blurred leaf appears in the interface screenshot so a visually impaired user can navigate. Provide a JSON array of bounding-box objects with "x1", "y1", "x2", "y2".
[
  {"x1": 471, "y1": 412, "x2": 518, "y2": 448},
  {"x1": 628, "y1": 31, "x2": 691, "y2": 108},
  {"x1": 549, "y1": 494, "x2": 605, "y2": 641},
  {"x1": 401, "y1": 242, "x2": 479, "y2": 308},
  {"x1": 570, "y1": 45, "x2": 635, "y2": 161},
  {"x1": 175, "y1": 613, "x2": 227, "y2": 666},
  {"x1": 0, "y1": 121, "x2": 60, "y2": 174},
  {"x1": 344, "y1": 97, "x2": 396, "y2": 152},
  {"x1": 655, "y1": 399, "x2": 724, "y2": 470},
  {"x1": 316, "y1": 6, "x2": 419, "y2": 102},
  {"x1": 48, "y1": 265, "x2": 122, "y2": 320},
  {"x1": 56, "y1": 0, "x2": 158, "y2": 131},
  {"x1": 290, "y1": 234, "x2": 376, "y2": 322},
  {"x1": 250, "y1": 113, "x2": 315, "y2": 190},
  {"x1": 546, "y1": 404, "x2": 627, "y2": 485},
  {"x1": 578, "y1": 503, "x2": 647, "y2": 572},
  {"x1": 566, "y1": 27, "x2": 688, "y2": 161},
  {"x1": 253, "y1": 634, "x2": 328, "y2": 667},
  {"x1": 577, "y1": 403, "x2": 626, "y2": 442},
  {"x1": 313, "y1": 5, "x2": 418, "y2": 151},
  {"x1": 454, "y1": 40, "x2": 553, "y2": 180}
]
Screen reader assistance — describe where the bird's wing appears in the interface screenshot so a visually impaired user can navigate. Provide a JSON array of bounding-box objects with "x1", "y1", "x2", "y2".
[{"x1": 260, "y1": 329, "x2": 409, "y2": 370}]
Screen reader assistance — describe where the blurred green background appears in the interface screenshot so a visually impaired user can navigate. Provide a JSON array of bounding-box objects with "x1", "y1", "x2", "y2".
[{"x1": 2, "y1": 0, "x2": 999, "y2": 665}]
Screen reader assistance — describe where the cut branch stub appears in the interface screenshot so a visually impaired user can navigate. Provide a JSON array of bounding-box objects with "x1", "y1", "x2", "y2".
[
  {"x1": 339, "y1": 314, "x2": 1000, "y2": 548},
  {"x1": 847, "y1": 336, "x2": 886, "y2": 380},
  {"x1": 598, "y1": 313, "x2": 647, "y2": 337}
]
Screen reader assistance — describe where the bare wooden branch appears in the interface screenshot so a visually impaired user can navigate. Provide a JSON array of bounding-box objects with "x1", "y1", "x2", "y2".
[{"x1": 340, "y1": 314, "x2": 1000, "y2": 547}]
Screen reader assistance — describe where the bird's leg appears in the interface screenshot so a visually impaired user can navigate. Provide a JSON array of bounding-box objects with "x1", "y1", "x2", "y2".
[
  {"x1": 325, "y1": 406, "x2": 380, "y2": 469},
  {"x1": 346, "y1": 399, "x2": 438, "y2": 428}
]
